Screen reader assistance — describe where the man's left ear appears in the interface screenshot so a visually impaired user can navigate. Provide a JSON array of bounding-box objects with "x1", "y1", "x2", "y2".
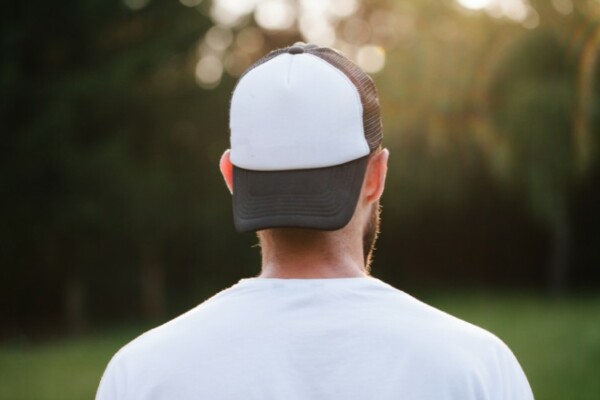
[
  {"x1": 219, "y1": 149, "x2": 234, "y2": 194},
  {"x1": 364, "y1": 148, "x2": 389, "y2": 203}
]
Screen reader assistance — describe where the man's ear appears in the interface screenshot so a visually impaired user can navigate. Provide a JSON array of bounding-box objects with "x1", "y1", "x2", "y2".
[
  {"x1": 220, "y1": 149, "x2": 234, "y2": 194},
  {"x1": 363, "y1": 148, "x2": 389, "y2": 203}
]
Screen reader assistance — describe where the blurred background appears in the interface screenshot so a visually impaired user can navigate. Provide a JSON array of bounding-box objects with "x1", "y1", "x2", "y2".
[{"x1": 1, "y1": 0, "x2": 599, "y2": 399}]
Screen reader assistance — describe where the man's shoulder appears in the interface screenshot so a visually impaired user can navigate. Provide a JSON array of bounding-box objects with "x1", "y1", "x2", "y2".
[
  {"x1": 114, "y1": 284, "x2": 240, "y2": 359},
  {"x1": 97, "y1": 285, "x2": 241, "y2": 397},
  {"x1": 369, "y1": 285, "x2": 511, "y2": 360},
  {"x1": 98, "y1": 279, "x2": 533, "y2": 400},
  {"x1": 368, "y1": 286, "x2": 532, "y2": 398}
]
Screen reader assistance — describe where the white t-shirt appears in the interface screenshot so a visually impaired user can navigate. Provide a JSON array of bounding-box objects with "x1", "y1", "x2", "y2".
[{"x1": 97, "y1": 277, "x2": 534, "y2": 400}]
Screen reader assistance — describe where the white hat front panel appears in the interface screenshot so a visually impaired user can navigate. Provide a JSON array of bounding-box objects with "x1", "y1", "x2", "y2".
[{"x1": 230, "y1": 53, "x2": 370, "y2": 171}]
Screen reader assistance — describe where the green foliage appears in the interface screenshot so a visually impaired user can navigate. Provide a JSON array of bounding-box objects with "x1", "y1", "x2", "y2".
[
  {"x1": 503, "y1": 79, "x2": 574, "y2": 223},
  {"x1": 0, "y1": 325, "x2": 147, "y2": 400},
  {"x1": 489, "y1": 30, "x2": 577, "y2": 221},
  {"x1": 0, "y1": 0, "x2": 241, "y2": 327}
]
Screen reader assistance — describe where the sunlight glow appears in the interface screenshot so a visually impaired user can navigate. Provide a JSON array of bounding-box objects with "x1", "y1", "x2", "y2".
[
  {"x1": 551, "y1": 0, "x2": 573, "y2": 15},
  {"x1": 343, "y1": 17, "x2": 372, "y2": 45},
  {"x1": 195, "y1": 55, "x2": 223, "y2": 89},
  {"x1": 210, "y1": 0, "x2": 256, "y2": 27},
  {"x1": 255, "y1": 0, "x2": 296, "y2": 31},
  {"x1": 299, "y1": 0, "x2": 333, "y2": 45},
  {"x1": 500, "y1": 0, "x2": 529, "y2": 21},
  {"x1": 328, "y1": 0, "x2": 359, "y2": 18},
  {"x1": 457, "y1": 0, "x2": 492, "y2": 10},
  {"x1": 369, "y1": 11, "x2": 400, "y2": 47},
  {"x1": 199, "y1": 0, "x2": 390, "y2": 87},
  {"x1": 355, "y1": 45, "x2": 386, "y2": 74},
  {"x1": 299, "y1": 16, "x2": 336, "y2": 47},
  {"x1": 522, "y1": 8, "x2": 539, "y2": 29},
  {"x1": 300, "y1": 0, "x2": 328, "y2": 18},
  {"x1": 457, "y1": 0, "x2": 536, "y2": 26},
  {"x1": 205, "y1": 26, "x2": 234, "y2": 51},
  {"x1": 236, "y1": 27, "x2": 265, "y2": 54}
]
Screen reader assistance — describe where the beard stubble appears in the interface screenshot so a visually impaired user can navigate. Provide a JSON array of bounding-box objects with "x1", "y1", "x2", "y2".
[{"x1": 362, "y1": 201, "x2": 381, "y2": 272}]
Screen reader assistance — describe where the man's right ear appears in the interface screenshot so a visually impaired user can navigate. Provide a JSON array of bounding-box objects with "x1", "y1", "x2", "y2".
[{"x1": 219, "y1": 149, "x2": 234, "y2": 194}]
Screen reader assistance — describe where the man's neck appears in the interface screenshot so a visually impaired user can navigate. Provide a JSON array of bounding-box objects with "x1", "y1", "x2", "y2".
[
  {"x1": 259, "y1": 258, "x2": 367, "y2": 279},
  {"x1": 257, "y1": 229, "x2": 366, "y2": 279}
]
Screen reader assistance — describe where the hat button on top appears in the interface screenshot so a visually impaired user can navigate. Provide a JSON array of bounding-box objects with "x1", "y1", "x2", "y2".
[{"x1": 288, "y1": 45, "x2": 305, "y2": 55}]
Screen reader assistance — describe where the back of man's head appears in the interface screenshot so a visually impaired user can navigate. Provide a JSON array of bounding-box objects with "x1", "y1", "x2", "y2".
[{"x1": 227, "y1": 42, "x2": 383, "y2": 230}]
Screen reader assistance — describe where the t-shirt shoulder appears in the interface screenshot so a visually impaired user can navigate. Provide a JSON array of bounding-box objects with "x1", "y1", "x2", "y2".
[
  {"x1": 106, "y1": 284, "x2": 235, "y2": 357},
  {"x1": 96, "y1": 285, "x2": 240, "y2": 399},
  {"x1": 373, "y1": 284, "x2": 533, "y2": 399},
  {"x1": 96, "y1": 277, "x2": 533, "y2": 400}
]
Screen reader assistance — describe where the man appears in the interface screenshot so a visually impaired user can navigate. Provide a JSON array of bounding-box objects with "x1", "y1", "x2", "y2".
[{"x1": 97, "y1": 43, "x2": 534, "y2": 399}]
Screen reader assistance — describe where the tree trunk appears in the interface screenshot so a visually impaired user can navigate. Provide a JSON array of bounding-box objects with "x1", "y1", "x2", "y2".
[
  {"x1": 64, "y1": 275, "x2": 86, "y2": 335},
  {"x1": 548, "y1": 208, "x2": 569, "y2": 297},
  {"x1": 139, "y1": 242, "x2": 166, "y2": 320}
]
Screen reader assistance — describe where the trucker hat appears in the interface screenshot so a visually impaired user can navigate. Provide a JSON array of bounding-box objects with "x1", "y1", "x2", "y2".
[{"x1": 229, "y1": 42, "x2": 383, "y2": 232}]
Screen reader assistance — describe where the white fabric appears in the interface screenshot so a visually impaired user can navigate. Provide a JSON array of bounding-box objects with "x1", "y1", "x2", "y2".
[
  {"x1": 97, "y1": 277, "x2": 534, "y2": 400},
  {"x1": 230, "y1": 53, "x2": 370, "y2": 171}
]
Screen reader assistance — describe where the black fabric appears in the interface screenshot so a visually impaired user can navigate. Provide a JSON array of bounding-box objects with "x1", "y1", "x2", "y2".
[{"x1": 232, "y1": 156, "x2": 369, "y2": 233}]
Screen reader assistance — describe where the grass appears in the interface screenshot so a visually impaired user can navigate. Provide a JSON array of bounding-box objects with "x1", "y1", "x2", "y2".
[
  {"x1": 0, "y1": 327, "x2": 146, "y2": 400},
  {"x1": 0, "y1": 292, "x2": 599, "y2": 400}
]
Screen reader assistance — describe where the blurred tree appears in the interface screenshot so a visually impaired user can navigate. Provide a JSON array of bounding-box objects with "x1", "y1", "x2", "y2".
[
  {"x1": 490, "y1": 30, "x2": 576, "y2": 295},
  {"x1": 485, "y1": 1, "x2": 600, "y2": 294},
  {"x1": 0, "y1": 0, "x2": 214, "y2": 330}
]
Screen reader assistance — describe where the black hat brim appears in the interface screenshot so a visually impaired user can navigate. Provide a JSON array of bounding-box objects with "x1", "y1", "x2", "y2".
[{"x1": 232, "y1": 156, "x2": 369, "y2": 233}]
